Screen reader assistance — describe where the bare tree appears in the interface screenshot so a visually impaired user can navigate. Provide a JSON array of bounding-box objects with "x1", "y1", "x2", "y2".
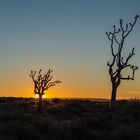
[
  {"x1": 29, "y1": 69, "x2": 61, "y2": 113},
  {"x1": 106, "y1": 15, "x2": 139, "y2": 113}
]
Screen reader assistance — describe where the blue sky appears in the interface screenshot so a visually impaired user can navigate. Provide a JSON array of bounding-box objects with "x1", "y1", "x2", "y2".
[{"x1": 0, "y1": 0, "x2": 140, "y2": 98}]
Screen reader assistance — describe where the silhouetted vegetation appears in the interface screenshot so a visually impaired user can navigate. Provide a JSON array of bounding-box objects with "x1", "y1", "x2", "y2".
[
  {"x1": 1, "y1": 97, "x2": 140, "y2": 139},
  {"x1": 106, "y1": 15, "x2": 139, "y2": 113},
  {"x1": 29, "y1": 69, "x2": 61, "y2": 113}
]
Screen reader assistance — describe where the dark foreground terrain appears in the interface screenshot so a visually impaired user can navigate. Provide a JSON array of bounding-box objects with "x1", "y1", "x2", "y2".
[{"x1": 0, "y1": 97, "x2": 140, "y2": 140}]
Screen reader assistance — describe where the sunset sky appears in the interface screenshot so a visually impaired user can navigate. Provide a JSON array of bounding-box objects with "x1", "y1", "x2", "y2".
[{"x1": 0, "y1": 0, "x2": 140, "y2": 99}]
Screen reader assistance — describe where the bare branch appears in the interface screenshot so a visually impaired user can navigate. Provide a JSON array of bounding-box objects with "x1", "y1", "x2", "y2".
[
  {"x1": 124, "y1": 24, "x2": 128, "y2": 32},
  {"x1": 124, "y1": 15, "x2": 139, "y2": 38},
  {"x1": 114, "y1": 35, "x2": 120, "y2": 45},
  {"x1": 120, "y1": 75, "x2": 134, "y2": 80},
  {"x1": 123, "y1": 48, "x2": 135, "y2": 67},
  {"x1": 29, "y1": 70, "x2": 36, "y2": 82},
  {"x1": 45, "y1": 79, "x2": 62, "y2": 90},
  {"x1": 131, "y1": 65, "x2": 138, "y2": 79}
]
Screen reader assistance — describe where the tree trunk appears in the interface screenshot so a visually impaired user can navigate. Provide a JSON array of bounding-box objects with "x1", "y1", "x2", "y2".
[
  {"x1": 38, "y1": 94, "x2": 43, "y2": 114},
  {"x1": 109, "y1": 85, "x2": 118, "y2": 113}
]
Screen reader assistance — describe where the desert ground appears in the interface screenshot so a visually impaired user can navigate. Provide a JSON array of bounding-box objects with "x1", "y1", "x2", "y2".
[{"x1": 0, "y1": 97, "x2": 140, "y2": 140}]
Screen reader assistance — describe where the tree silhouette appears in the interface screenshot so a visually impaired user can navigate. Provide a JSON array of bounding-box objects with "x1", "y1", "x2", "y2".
[
  {"x1": 29, "y1": 69, "x2": 61, "y2": 113},
  {"x1": 106, "y1": 15, "x2": 139, "y2": 113}
]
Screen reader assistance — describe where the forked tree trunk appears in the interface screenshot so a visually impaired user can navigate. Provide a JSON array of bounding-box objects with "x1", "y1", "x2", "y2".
[
  {"x1": 106, "y1": 15, "x2": 139, "y2": 119},
  {"x1": 38, "y1": 94, "x2": 43, "y2": 114},
  {"x1": 109, "y1": 85, "x2": 118, "y2": 113}
]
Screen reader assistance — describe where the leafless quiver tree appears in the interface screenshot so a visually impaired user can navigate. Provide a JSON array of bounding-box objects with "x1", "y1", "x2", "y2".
[
  {"x1": 29, "y1": 69, "x2": 61, "y2": 113},
  {"x1": 106, "y1": 15, "x2": 139, "y2": 113}
]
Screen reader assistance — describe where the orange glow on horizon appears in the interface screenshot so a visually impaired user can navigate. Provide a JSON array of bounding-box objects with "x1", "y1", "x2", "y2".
[
  {"x1": 0, "y1": 78, "x2": 139, "y2": 100},
  {"x1": 34, "y1": 94, "x2": 48, "y2": 99}
]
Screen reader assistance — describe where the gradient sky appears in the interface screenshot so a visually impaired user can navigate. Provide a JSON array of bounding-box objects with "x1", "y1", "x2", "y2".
[{"x1": 0, "y1": 0, "x2": 140, "y2": 99}]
